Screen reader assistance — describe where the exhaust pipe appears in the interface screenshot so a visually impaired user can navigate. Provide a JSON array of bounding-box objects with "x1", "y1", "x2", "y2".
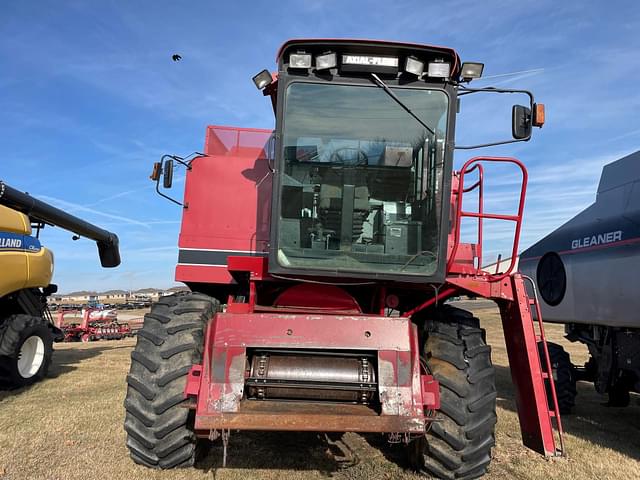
[{"x1": 0, "y1": 180, "x2": 121, "y2": 267}]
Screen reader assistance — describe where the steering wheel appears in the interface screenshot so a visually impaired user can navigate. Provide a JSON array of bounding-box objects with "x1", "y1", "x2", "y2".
[{"x1": 329, "y1": 147, "x2": 369, "y2": 165}]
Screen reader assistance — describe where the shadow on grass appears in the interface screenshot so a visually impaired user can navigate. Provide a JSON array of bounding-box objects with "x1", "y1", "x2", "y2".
[
  {"x1": 494, "y1": 364, "x2": 640, "y2": 461},
  {"x1": 196, "y1": 431, "x2": 360, "y2": 475},
  {"x1": 0, "y1": 343, "x2": 131, "y2": 399}
]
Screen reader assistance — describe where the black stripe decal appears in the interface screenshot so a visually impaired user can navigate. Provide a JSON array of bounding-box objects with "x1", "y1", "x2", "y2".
[{"x1": 178, "y1": 249, "x2": 267, "y2": 266}]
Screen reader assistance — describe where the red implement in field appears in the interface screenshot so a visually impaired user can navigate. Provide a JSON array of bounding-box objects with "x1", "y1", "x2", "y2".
[
  {"x1": 125, "y1": 39, "x2": 562, "y2": 477},
  {"x1": 55, "y1": 309, "x2": 132, "y2": 342}
]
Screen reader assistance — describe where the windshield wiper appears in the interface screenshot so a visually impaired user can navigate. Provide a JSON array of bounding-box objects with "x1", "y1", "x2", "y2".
[{"x1": 370, "y1": 73, "x2": 435, "y2": 136}]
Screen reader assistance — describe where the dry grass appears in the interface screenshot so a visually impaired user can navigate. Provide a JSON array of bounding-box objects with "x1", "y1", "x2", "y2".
[{"x1": 0, "y1": 303, "x2": 638, "y2": 479}]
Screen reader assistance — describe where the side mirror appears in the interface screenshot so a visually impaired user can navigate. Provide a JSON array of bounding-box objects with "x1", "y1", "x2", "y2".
[
  {"x1": 163, "y1": 159, "x2": 174, "y2": 188},
  {"x1": 512, "y1": 105, "x2": 532, "y2": 140}
]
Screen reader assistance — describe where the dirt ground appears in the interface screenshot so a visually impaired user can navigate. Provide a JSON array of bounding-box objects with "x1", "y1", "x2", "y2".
[{"x1": 1, "y1": 303, "x2": 638, "y2": 480}]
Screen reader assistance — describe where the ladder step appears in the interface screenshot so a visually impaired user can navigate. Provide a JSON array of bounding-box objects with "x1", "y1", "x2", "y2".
[
  {"x1": 541, "y1": 372, "x2": 549, "y2": 379},
  {"x1": 529, "y1": 298, "x2": 536, "y2": 305},
  {"x1": 549, "y1": 410, "x2": 557, "y2": 418}
]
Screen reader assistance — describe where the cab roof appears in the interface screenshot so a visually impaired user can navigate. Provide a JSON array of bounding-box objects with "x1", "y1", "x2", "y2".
[{"x1": 277, "y1": 38, "x2": 461, "y2": 77}]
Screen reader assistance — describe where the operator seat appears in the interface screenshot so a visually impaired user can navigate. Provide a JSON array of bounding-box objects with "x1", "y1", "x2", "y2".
[{"x1": 318, "y1": 167, "x2": 370, "y2": 242}]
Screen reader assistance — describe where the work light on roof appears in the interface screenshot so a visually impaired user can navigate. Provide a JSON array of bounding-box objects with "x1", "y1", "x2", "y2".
[
  {"x1": 315, "y1": 52, "x2": 337, "y2": 70},
  {"x1": 289, "y1": 53, "x2": 312, "y2": 69},
  {"x1": 404, "y1": 56, "x2": 424, "y2": 76},
  {"x1": 460, "y1": 62, "x2": 484, "y2": 81},
  {"x1": 252, "y1": 69, "x2": 273, "y2": 90},
  {"x1": 427, "y1": 61, "x2": 450, "y2": 79}
]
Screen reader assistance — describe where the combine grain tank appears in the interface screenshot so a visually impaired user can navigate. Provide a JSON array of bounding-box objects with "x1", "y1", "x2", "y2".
[{"x1": 520, "y1": 150, "x2": 640, "y2": 410}]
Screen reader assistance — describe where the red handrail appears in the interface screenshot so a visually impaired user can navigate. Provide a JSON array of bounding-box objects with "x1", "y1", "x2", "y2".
[{"x1": 447, "y1": 156, "x2": 528, "y2": 281}]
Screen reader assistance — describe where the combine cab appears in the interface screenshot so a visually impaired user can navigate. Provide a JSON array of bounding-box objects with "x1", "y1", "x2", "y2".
[{"x1": 124, "y1": 39, "x2": 562, "y2": 478}]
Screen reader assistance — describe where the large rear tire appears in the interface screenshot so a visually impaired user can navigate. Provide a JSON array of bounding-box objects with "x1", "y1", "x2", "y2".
[
  {"x1": 408, "y1": 306, "x2": 497, "y2": 480},
  {"x1": 123, "y1": 292, "x2": 219, "y2": 469},
  {"x1": 0, "y1": 314, "x2": 54, "y2": 388}
]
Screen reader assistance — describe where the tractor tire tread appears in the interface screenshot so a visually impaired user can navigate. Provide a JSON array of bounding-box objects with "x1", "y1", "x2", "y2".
[
  {"x1": 123, "y1": 291, "x2": 219, "y2": 469},
  {"x1": 410, "y1": 306, "x2": 496, "y2": 479},
  {"x1": 0, "y1": 314, "x2": 54, "y2": 387}
]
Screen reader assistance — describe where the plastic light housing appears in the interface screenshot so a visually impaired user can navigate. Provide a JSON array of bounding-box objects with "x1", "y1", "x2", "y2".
[
  {"x1": 404, "y1": 56, "x2": 424, "y2": 76},
  {"x1": 289, "y1": 53, "x2": 312, "y2": 69},
  {"x1": 252, "y1": 69, "x2": 273, "y2": 90},
  {"x1": 460, "y1": 62, "x2": 484, "y2": 81},
  {"x1": 427, "y1": 62, "x2": 451, "y2": 78},
  {"x1": 316, "y1": 52, "x2": 337, "y2": 70}
]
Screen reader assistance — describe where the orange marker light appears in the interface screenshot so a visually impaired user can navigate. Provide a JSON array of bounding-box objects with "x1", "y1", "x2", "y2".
[
  {"x1": 150, "y1": 162, "x2": 162, "y2": 181},
  {"x1": 533, "y1": 103, "x2": 545, "y2": 127}
]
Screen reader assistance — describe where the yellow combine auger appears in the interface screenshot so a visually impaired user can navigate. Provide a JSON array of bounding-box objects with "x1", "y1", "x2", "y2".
[{"x1": 0, "y1": 180, "x2": 120, "y2": 388}]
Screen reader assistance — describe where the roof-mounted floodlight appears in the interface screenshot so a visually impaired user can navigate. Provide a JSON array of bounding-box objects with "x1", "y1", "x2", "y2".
[
  {"x1": 316, "y1": 52, "x2": 337, "y2": 70},
  {"x1": 427, "y1": 61, "x2": 450, "y2": 79},
  {"x1": 289, "y1": 53, "x2": 312, "y2": 69},
  {"x1": 460, "y1": 62, "x2": 484, "y2": 82},
  {"x1": 252, "y1": 69, "x2": 273, "y2": 90},
  {"x1": 404, "y1": 56, "x2": 424, "y2": 76}
]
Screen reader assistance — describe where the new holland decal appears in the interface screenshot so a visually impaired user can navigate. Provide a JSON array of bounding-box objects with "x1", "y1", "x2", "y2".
[{"x1": 0, "y1": 231, "x2": 41, "y2": 252}]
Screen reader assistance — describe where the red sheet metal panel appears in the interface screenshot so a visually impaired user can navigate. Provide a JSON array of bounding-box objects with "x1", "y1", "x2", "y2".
[
  {"x1": 191, "y1": 312, "x2": 435, "y2": 434},
  {"x1": 175, "y1": 126, "x2": 273, "y2": 285}
]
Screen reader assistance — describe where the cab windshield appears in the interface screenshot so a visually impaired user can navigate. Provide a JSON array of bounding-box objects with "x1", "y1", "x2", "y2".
[{"x1": 277, "y1": 82, "x2": 449, "y2": 276}]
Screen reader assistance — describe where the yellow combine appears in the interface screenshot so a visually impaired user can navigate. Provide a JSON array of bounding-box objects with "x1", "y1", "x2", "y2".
[{"x1": 0, "y1": 181, "x2": 120, "y2": 388}]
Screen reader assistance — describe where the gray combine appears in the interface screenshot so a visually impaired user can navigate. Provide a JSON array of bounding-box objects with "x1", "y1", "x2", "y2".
[{"x1": 519, "y1": 150, "x2": 640, "y2": 411}]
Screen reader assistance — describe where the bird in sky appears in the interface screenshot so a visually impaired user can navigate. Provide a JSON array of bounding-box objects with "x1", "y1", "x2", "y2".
[{"x1": 171, "y1": 54, "x2": 182, "y2": 62}]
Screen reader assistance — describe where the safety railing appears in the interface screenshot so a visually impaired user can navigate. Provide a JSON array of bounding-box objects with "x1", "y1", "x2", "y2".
[{"x1": 447, "y1": 156, "x2": 528, "y2": 281}]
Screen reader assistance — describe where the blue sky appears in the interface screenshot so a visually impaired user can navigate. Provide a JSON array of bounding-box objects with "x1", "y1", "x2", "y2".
[{"x1": 1, "y1": 1, "x2": 639, "y2": 292}]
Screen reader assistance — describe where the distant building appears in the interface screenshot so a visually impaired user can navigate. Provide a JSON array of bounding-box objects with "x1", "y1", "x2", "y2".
[{"x1": 49, "y1": 286, "x2": 189, "y2": 305}]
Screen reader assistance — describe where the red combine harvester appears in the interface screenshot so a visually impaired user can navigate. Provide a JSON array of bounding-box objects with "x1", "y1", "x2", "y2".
[
  {"x1": 124, "y1": 39, "x2": 562, "y2": 478},
  {"x1": 55, "y1": 309, "x2": 131, "y2": 342}
]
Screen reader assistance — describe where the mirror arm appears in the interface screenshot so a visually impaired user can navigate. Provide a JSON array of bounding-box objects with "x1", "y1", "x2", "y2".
[
  {"x1": 154, "y1": 173, "x2": 185, "y2": 208},
  {"x1": 454, "y1": 86, "x2": 535, "y2": 150}
]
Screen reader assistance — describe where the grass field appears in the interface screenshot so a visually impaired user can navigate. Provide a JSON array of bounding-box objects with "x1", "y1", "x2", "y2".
[{"x1": 1, "y1": 303, "x2": 638, "y2": 479}]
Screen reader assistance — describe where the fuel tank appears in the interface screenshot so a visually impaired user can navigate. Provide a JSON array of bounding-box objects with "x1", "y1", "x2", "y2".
[{"x1": 519, "y1": 150, "x2": 640, "y2": 328}]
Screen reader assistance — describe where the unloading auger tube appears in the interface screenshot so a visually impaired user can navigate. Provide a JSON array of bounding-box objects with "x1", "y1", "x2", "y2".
[{"x1": 0, "y1": 180, "x2": 121, "y2": 267}]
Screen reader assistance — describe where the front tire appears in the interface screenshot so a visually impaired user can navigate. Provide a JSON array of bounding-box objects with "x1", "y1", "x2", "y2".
[
  {"x1": 408, "y1": 306, "x2": 497, "y2": 480},
  {"x1": 123, "y1": 292, "x2": 219, "y2": 469},
  {"x1": 0, "y1": 314, "x2": 54, "y2": 388}
]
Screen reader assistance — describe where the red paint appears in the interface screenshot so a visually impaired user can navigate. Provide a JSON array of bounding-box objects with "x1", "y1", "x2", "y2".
[
  {"x1": 175, "y1": 126, "x2": 273, "y2": 285},
  {"x1": 273, "y1": 284, "x2": 362, "y2": 313},
  {"x1": 190, "y1": 311, "x2": 429, "y2": 433},
  {"x1": 448, "y1": 157, "x2": 528, "y2": 280},
  {"x1": 421, "y1": 375, "x2": 440, "y2": 409},
  {"x1": 228, "y1": 255, "x2": 269, "y2": 280},
  {"x1": 184, "y1": 365, "x2": 203, "y2": 399}
]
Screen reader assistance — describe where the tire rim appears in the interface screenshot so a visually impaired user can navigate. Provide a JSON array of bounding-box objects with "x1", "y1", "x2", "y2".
[{"x1": 17, "y1": 335, "x2": 45, "y2": 378}]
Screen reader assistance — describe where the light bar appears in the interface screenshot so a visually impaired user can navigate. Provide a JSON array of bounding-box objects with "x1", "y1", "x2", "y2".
[
  {"x1": 342, "y1": 54, "x2": 398, "y2": 67},
  {"x1": 427, "y1": 61, "x2": 451, "y2": 78},
  {"x1": 460, "y1": 62, "x2": 484, "y2": 81},
  {"x1": 252, "y1": 69, "x2": 273, "y2": 90},
  {"x1": 316, "y1": 52, "x2": 337, "y2": 70},
  {"x1": 404, "y1": 56, "x2": 424, "y2": 76},
  {"x1": 289, "y1": 53, "x2": 312, "y2": 69}
]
